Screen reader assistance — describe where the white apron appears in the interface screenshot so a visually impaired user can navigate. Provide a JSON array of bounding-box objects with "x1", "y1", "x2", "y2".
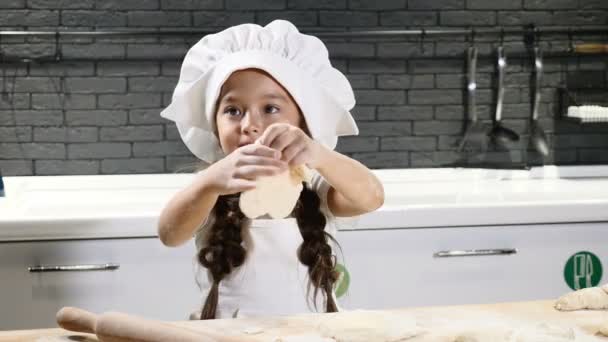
[{"x1": 192, "y1": 172, "x2": 343, "y2": 319}]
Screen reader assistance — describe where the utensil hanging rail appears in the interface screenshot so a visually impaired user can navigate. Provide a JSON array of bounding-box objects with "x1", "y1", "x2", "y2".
[
  {"x1": 0, "y1": 25, "x2": 607, "y2": 38},
  {"x1": 1, "y1": 25, "x2": 606, "y2": 63}
]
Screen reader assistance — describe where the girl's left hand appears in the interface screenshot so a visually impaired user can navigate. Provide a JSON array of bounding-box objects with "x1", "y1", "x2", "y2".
[{"x1": 257, "y1": 123, "x2": 323, "y2": 169}]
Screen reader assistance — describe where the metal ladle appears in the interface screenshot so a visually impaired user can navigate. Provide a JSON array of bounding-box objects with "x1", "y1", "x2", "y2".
[
  {"x1": 458, "y1": 46, "x2": 487, "y2": 152},
  {"x1": 529, "y1": 46, "x2": 549, "y2": 156},
  {"x1": 490, "y1": 46, "x2": 519, "y2": 146}
]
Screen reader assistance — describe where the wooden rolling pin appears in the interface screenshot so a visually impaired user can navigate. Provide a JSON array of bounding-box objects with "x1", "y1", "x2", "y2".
[
  {"x1": 56, "y1": 307, "x2": 247, "y2": 342},
  {"x1": 573, "y1": 44, "x2": 608, "y2": 54}
]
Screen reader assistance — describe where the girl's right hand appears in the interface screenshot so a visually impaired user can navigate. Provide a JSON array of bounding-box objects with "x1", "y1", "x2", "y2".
[{"x1": 203, "y1": 143, "x2": 288, "y2": 196}]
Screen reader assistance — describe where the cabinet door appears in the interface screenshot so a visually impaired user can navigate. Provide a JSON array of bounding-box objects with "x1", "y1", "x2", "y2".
[
  {"x1": 335, "y1": 223, "x2": 608, "y2": 310},
  {"x1": 0, "y1": 238, "x2": 202, "y2": 330}
]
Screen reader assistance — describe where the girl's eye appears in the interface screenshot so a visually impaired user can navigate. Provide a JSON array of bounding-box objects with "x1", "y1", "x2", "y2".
[
  {"x1": 224, "y1": 107, "x2": 241, "y2": 116},
  {"x1": 265, "y1": 105, "x2": 279, "y2": 114}
]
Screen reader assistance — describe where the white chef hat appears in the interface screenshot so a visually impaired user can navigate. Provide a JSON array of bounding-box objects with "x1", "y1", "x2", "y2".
[{"x1": 160, "y1": 19, "x2": 359, "y2": 163}]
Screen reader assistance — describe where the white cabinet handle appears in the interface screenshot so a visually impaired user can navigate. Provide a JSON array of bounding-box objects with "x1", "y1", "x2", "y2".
[
  {"x1": 433, "y1": 248, "x2": 517, "y2": 258},
  {"x1": 28, "y1": 263, "x2": 120, "y2": 272}
]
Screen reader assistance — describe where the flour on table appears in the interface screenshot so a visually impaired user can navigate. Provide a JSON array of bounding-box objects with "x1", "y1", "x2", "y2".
[
  {"x1": 36, "y1": 337, "x2": 96, "y2": 342},
  {"x1": 452, "y1": 322, "x2": 582, "y2": 342},
  {"x1": 452, "y1": 323, "x2": 513, "y2": 342},
  {"x1": 317, "y1": 310, "x2": 424, "y2": 342},
  {"x1": 274, "y1": 334, "x2": 335, "y2": 342},
  {"x1": 508, "y1": 322, "x2": 576, "y2": 341},
  {"x1": 242, "y1": 325, "x2": 264, "y2": 335}
]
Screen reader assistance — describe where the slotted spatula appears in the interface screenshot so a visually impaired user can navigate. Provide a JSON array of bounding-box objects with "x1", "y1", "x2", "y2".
[{"x1": 458, "y1": 46, "x2": 488, "y2": 152}]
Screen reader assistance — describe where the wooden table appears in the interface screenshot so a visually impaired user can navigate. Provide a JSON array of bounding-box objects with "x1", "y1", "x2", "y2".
[{"x1": 1, "y1": 300, "x2": 607, "y2": 341}]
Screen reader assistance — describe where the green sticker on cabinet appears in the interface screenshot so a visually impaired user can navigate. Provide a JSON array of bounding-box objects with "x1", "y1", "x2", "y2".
[
  {"x1": 564, "y1": 251, "x2": 603, "y2": 290},
  {"x1": 334, "y1": 263, "x2": 350, "y2": 298}
]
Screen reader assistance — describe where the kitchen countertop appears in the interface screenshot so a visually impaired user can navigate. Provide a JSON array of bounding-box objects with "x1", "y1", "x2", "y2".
[
  {"x1": 0, "y1": 300, "x2": 606, "y2": 341},
  {"x1": 1, "y1": 165, "x2": 608, "y2": 241}
]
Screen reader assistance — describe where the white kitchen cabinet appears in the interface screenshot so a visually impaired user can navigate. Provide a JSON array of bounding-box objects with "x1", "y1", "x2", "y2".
[
  {"x1": 336, "y1": 222, "x2": 608, "y2": 310},
  {"x1": 1, "y1": 223, "x2": 606, "y2": 330},
  {"x1": 0, "y1": 238, "x2": 202, "y2": 330}
]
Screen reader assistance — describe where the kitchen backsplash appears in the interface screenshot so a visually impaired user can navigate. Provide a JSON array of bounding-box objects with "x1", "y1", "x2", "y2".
[{"x1": 0, "y1": 0, "x2": 607, "y2": 175}]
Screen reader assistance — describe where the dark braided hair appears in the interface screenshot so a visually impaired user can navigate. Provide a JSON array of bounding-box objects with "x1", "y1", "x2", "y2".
[
  {"x1": 294, "y1": 185, "x2": 339, "y2": 313},
  {"x1": 197, "y1": 182, "x2": 339, "y2": 319},
  {"x1": 197, "y1": 194, "x2": 247, "y2": 319}
]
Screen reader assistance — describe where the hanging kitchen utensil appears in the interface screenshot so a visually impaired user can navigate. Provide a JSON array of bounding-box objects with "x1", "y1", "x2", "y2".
[
  {"x1": 1, "y1": 35, "x2": 8, "y2": 101},
  {"x1": 458, "y1": 43, "x2": 487, "y2": 152},
  {"x1": 42, "y1": 31, "x2": 71, "y2": 148},
  {"x1": 490, "y1": 45, "x2": 519, "y2": 146},
  {"x1": 559, "y1": 71, "x2": 608, "y2": 123},
  {"x1": 529, "y1": 46, "x2": 549, "y2": 156},
  {"x1": 573, "y1": 44, "x2": 608, "y2": 54}
]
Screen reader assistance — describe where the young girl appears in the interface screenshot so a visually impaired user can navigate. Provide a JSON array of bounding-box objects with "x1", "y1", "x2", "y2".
[{"x1": 158, "y1": 20, "x2": 384, "y2": 320}]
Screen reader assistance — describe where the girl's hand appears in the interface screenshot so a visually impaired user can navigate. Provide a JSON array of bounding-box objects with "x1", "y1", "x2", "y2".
[
  {"x1": 257, "y1": 123, "x2": 323, "y2": 169},
  {"x1": 204, "y1": 143, "x2": 288, "y2": 196}
]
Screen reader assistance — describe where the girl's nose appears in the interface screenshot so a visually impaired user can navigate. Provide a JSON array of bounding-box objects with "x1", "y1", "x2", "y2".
[
  {"x1": 241, "y1": 111, "x2": 262, "y2": 136},
  {"x1": 245, "y1": 126, "x2": 259, "y2": 135}
]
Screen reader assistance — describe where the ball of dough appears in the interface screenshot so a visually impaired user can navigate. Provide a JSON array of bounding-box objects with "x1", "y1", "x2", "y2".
[
  {"x1": 239, "y1": 166, "x2": 308, "y2": 219},
  {"x1": 555, "y1": 286, "x2": 608, "y2": 311}
]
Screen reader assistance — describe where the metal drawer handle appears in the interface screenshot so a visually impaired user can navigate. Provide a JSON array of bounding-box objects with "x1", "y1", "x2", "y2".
[
  {"x1": 434, "y1": 248, "x2": 517, "y2": 258},
  {"x1": 28, "y1": 263, "x2": 120, "y2": 272}
]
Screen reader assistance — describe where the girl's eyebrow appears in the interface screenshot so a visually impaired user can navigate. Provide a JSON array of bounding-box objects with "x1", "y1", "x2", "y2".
[
  {"x1": 221, "y1": 94, "x2": 238, "y2": 103},
  {"x1": 221, "y1": 93, "x2": 287, "y2": 103},
  {"x1": 261, "y1": 93, "x2": 288, "y2": 102}
]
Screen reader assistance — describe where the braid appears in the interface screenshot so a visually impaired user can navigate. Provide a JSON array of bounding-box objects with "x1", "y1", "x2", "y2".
[
  {"x1": 294, "y1": 183, "x2": 339, "y2": 313},
  {"x1": 196, "y1": 194, "x2": 247, "y2": 319}
]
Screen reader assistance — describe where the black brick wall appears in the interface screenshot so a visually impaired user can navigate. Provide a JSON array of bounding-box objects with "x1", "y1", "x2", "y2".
[{"x1": 0, "y1": 0, "x2": 607, "y2": 175}]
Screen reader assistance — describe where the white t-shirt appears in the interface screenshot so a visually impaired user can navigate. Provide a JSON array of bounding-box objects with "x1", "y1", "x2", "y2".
[{"x1": 192, "y1": 171, "x2": 341, "y2": 319}]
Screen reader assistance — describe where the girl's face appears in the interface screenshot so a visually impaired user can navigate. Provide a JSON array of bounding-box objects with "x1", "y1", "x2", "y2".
[{"x1": 215, "y1": 68, "x2": 304, "y2": 155}]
